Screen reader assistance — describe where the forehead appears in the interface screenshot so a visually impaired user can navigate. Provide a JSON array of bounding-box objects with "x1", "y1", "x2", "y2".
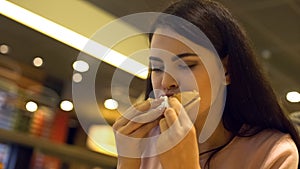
[
  {"x1": 150, "y1": 29, "x2": 194, "y2": 54},
  {"x1": 149, "y1": 27, "x2": 219, "y2": 65}
]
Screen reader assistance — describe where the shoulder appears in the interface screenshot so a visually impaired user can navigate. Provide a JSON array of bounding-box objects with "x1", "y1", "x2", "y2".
[
  {"x1": 236, "y1": 130, "x2": 298, "y2": 156},
  {"x1": 237, "y1": 130, "x2": 299, "y2": 168},
  {"x1": 258, "y1": 130, "x2": 299, "y2": 168},
  {"x1": 225, "y1": 129, "x2": 295, "y2": 152},
  {"x1": 211, "y1": 129, "x2": 299, "y2": 169},
  {"x1": 243, "y1": 129, "x2": 296, "y2": 147}
]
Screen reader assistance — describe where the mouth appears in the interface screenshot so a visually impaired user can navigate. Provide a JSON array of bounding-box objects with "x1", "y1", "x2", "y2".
[
  {"x1": 165, "y1": 92, "x2": 175, "y2": 97},
  {"x1": 157, "y1": 91, "x2": 200, "y2": 110},
  {"x1": 157, "y1": 92, "x2": 176, "y2": 98}
]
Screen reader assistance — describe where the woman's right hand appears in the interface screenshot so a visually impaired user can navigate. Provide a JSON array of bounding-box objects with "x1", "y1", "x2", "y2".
[{"x1": 112, "y1": 98, "x2": 164, "y2": 169}]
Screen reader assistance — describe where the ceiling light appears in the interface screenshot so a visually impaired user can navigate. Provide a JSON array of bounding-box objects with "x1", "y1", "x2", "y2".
[
  {"x1": 72, "y1": 60, "x2": 89, "y2": 72},
  {"x1": 33, "y1": 57, "x2": 43, "y2": 67},
  {"x1": 286, "y1": 91, "x2": 300, "y2": 103},
  {"x1": 0, "y1": 0, "x2": 148, "y2": 79},
  {"x1": 25, "y1": 101, "x2": 38, "y2": 112},
  {"x1": 261, "y1": 49, "x2": 271, "y2": 60},
  {"x1": 0, "y1": 44, "x2": 10, "y2": 54},
  {"x1": 104, "y1": 99, "x2": 118, "y2": 110},
  {"x1": 72, "y1": 73, "x2": 82, "y2": 83},
  {"x1": 60, "y1": 100, "x2": 74, "y2": 111}
]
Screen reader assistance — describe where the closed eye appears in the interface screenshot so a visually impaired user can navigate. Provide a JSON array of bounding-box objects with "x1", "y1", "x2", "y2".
[
  {"x1": 178, "y1": 64, "x2": 197, "y2": 70},
  {"x1": 150, "y1": 67, "x2": 164, "y2": 72}
]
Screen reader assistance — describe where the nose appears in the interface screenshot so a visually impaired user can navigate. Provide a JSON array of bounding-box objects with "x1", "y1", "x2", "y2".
[{"x1": 161, "y1": 72, "x2": 179, "y2": 91}]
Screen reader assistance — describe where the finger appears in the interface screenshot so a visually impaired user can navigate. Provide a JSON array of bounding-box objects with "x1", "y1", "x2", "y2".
[
  {"x1": 112, "y1": 115, "x2": 130, "y2": 130},
  {"x1": 113, "y1": 104, "x2": 144, "y2": 130},
  {"x1": 131, "y1": 120, "x2": 160, "y2": 138},
  {"x1": 168, "y1": 97, "x2": 182, "y2": 112},
  {"x1": 168, "y1": 97, "x2": 191, "y2": 126},
  {"x1": 159, "y1": 118, "x2": 168, "y2": 132},
  {"x1": 164, "y1": 108, "x2": 180, "y2": 128},
  {"x1": 114, "y1": 98, "x2": 164, "y2": 130},
  {"x1": 118, "y1": 115, "x2": 161, "y2": 135},
  {"x1": 131, "y1": 106, "x2": 165, "y2": 123},
  {"x1": 112, "y1": 116, "x2": 127, "y2": 130},
  {"x1": 118, "y1": 120, "x2": 144, "y2": 135},
  {"x1": 134, "y1": 98, "x2": 164, "y2": 112},
  {"x1": 123, "y1": 98, "x2": 164, "y2": 120}
]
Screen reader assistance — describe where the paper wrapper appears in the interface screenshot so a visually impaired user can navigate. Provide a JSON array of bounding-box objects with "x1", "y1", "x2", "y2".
[{"x1": 131, "y1": 91, "x2": 200, "y2": 123}]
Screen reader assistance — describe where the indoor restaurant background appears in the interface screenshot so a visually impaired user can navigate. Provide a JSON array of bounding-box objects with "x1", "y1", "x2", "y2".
[{"x1": 0, "y1": 0, "x2": 299, "y2": 169}]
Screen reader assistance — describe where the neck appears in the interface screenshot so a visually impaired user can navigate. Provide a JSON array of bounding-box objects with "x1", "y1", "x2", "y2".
[{"x1": 197, "y1": 122, "x2": 232, "y2": 156}]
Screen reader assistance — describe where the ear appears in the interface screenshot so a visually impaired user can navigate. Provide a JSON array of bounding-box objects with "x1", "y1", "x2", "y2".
[{"x1": 221, "y1": 56, "x2": 230, "y2": 85}]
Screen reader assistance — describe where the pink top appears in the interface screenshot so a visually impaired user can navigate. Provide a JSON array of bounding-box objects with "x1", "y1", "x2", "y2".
[{"x1": 141, "y1": 130, "x2": 299, "y2": 169}]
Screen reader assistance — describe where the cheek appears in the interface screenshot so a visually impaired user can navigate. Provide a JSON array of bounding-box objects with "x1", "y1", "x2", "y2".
[
  {"x1": 193, "y1": 73, "x2": 212, "y2": 132},
  {"x1": 195, "y1": 71, "x2": 212, "y2": 114}
]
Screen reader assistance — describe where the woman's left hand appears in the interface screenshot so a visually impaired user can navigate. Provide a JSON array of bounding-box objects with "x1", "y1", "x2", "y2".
[{"x1": 157, "y1": 97, "x2": 201, "y2": 169}]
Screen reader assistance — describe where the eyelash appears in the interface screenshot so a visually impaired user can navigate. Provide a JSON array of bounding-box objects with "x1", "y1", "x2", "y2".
[
  {"x1": 178, "y1": 64, "x2": 197, "y2": 69},
  {"x1": 151, "y1": 64, "x2": 197, "y2": 72},
  {"x1": 150, "y1": 67, "x2": 164, "y2": 72}
]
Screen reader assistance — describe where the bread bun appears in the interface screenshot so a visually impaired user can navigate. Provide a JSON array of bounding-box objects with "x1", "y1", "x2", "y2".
[{"x1": 174, "y1": 90, "x2": 200, "y2": 107}]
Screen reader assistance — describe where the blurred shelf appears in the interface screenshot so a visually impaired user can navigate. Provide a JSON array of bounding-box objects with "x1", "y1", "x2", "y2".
[{"x1": 0, "y1": 128, "x2": 117, "y2": 169}]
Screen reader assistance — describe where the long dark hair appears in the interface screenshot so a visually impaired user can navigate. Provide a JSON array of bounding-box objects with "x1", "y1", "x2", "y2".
[{"x1": 146, "y1": 0, "x2": 300, "y2": 168}]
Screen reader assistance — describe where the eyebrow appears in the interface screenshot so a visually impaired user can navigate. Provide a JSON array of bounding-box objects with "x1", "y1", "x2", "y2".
[
  {"x1": 149, "y1": 56, "x2": 163, "y2": 62},
  {"x1": 149, "y1": 53, "x2": 198, "y2": 62},
  {"x1": 171, "y1": 53, "x2": 198, "y2": 61}
]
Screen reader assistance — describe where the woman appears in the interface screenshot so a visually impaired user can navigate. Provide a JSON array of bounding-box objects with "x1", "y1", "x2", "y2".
[{"x1": 112, "y1": 0, "x2": 300, "y2": 168}]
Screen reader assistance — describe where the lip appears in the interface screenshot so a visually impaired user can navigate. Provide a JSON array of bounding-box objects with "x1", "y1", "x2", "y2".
[
  {"x1": 166, "y1": 92, "x2": 175, "y2": 97},
  {"x1": 158, "y1": 92, "x2": 176, "y2": 98}
]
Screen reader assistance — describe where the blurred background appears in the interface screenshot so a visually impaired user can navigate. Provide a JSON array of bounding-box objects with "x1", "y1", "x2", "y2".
[{"x1": 0, "y1": 0, "x2": 299, "y2": 169}]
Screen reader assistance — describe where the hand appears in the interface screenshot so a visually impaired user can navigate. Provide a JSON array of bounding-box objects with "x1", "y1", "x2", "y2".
[
  {"x1": 112, "y1": 98, "x2": 164, "y2": 169},
  {"x1": 157, "y1": 97, "x2": 201, "y2": 169}
]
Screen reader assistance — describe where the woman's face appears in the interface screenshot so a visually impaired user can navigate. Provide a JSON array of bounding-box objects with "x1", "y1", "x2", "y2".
[{"x1": 150, "y1": 28, "x2": 216, "y2": 131}]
